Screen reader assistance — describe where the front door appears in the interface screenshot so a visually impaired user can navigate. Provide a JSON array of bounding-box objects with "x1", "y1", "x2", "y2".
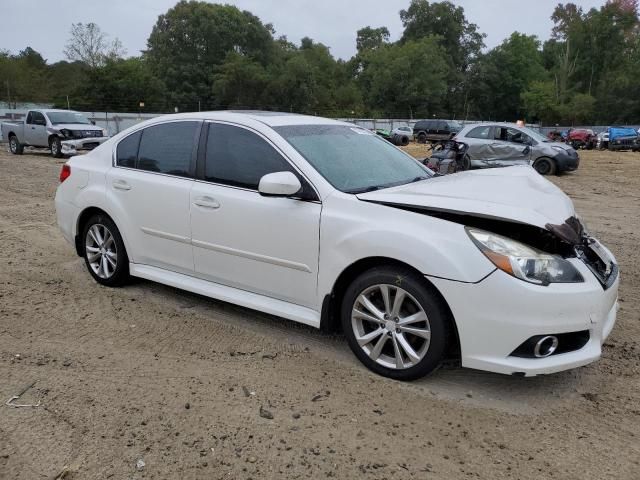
[
  {"x1": 106, "y1": 121, "x2": 201, "y2": 275},
  {"x1": 190, "y1": 122, "x2": 321, "y2": 308},
  {"x1": 24, "y1": 111, "x2": 48, "y2": 146}
]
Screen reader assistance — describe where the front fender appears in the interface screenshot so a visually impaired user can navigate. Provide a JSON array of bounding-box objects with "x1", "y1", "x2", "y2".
[{"x1": 318, "y1": 194, "x2": 495, "y2": 298}]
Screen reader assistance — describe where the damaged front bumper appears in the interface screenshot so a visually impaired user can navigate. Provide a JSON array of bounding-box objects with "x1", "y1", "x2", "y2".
[
  {"x1": 61, "y1": 136, "x2": 109, "y2": 156},
  {"x1": 430, "y1": 244, "x2": 619, "y2": 376}
]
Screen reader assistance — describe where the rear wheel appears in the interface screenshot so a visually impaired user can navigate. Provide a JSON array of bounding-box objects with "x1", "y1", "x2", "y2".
[
  {"x1": 82, "y1": 214, "x2": 129, "y2": 287},
  {"x1": 50, "y1": 136, "x2": 63, "y2": 158},
  {"x1": 9, "y1": 135, "x2": 23, "y2": 155},
  {"x1": 417, "y1": 132, "x2": 427, "y2": 144},
  {"x1": 533, "y1": 157, "x2": 556, "y2": 176},
  {"x1": 341, "y1": 266, "x2": 450, "y2": 380}
]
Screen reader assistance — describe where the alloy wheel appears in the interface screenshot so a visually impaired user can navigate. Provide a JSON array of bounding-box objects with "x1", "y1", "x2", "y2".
[
  {"x1": 85, "y1": 224, "x2": 117, "y2": 279},
  {"x1": 9, "y1": 137, "x2": 17, "y2": 153},
  {"x1": 351, "y1": 284, "x2": 431, "y2": 370}
]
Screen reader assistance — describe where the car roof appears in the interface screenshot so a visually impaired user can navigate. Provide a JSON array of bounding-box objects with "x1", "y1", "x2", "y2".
[{"x1": 142, "y1": 110, "x2": 352, "y2": 128}]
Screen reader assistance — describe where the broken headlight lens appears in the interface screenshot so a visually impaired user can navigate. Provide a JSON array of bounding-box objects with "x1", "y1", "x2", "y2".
[{"x1": 466, "y1": 228, "x2": 584, "y2": 285}]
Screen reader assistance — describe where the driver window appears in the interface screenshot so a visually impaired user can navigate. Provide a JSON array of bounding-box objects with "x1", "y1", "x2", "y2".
[
  {"x1": 32, "y1": 112, "x2": 46, "y2": 126},
  {"x1": 205, "y1": 123, "x2": 295, "y2": 190},
  {"x1": 26, "y1": 112, "x2": 34, "y2": 124},
  {"x1": 506, "y1": 128, "x2": 526, "y2": 144}
]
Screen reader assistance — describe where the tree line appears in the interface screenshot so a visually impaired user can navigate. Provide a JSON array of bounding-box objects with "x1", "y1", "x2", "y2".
[{"x1": 1, "y1": 0, "x2": 640, "y2": 125}]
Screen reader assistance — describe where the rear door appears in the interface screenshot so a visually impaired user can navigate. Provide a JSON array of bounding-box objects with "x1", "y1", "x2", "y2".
[
  {"x1": 24, "y1": 111, "x2": 48, "y2": 146},
  {"x1": 106, "y1": 121, "x2": 201, "y2": 275},
  {"x1": 190, "y1": 121, "x2": 321, "y2": 308}
]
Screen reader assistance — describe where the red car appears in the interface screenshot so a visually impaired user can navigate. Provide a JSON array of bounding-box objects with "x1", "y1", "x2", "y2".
[{"x1": 567, "y1": 129, "x2": 596, "y2": 150}]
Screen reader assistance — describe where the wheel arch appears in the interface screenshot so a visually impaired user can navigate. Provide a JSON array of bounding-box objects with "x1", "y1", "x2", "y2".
[
  {"x1": 74, "y1": 206, "x2": 130, "y2": 259},
  {"x1": 320, "y1": 256, "x2": 461, "y2": 359}
]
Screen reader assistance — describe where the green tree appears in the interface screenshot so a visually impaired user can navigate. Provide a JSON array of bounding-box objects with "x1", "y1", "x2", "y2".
[
  {"x1": 469, "y1": 33, "x2": 547, "y2": 121},
  {"x1": 146, "y1": 0, "x2": 275, "y2": 107},
  {"x1": 356, "y1": 27, "x2": 390, "y2": 53}
]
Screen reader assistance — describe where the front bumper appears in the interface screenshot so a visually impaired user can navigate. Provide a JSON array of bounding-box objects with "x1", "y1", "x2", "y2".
[
  {"x1": 61, "y1": 136, "x2": 109, "y2": 156},
  {"x1": 430, "y1": 254, "x2": 619, "y2": 376},
  {"x1": 553, "y1": 149, "x2": 580, "y2": 172}
]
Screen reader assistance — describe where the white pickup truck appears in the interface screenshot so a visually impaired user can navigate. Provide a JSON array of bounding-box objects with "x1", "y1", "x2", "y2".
[{"x1": 1, "y1": 109, "x2": 109, "y2": 157}]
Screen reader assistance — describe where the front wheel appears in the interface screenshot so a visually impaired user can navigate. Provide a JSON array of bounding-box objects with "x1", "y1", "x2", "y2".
[
  {"x1": 82, "y1": 214, "x2": 130, "y2": 287},
  {"x1": 533, "y1": 157, "x2": 556, "y2": 176},
  {"x1": 50, "y1": 136, "x2": 63, "y2": 158},
  {"x1": 341, "y1": 266, "x2": 451, "y2": 380},
  {"x1": 9, "y1": 135, "x2": 23, "y2": 155}
]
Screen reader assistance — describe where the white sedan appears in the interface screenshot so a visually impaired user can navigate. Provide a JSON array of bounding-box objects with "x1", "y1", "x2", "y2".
[{"x1": 55, "y1": 112, "x2": 619, "y2": 380}]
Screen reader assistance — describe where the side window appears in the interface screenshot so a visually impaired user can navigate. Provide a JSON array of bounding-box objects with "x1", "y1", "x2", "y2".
[
  {"x1": 137, "y1": 121, "x2": 199, "y2": 177},
  {"x1": 32, "y1": 112, "x2": 46, "y2": 125},
  {"x1": 436, "y1": 121, "x2": 447, "y2": 131},
  {"x1": 116, "y1": 131, "x2": 141, "y2": 168},
  {"x1": 466, "y1": 126, "x2": 491, "y2": 139},
  {"x1": 26, "y1": 112, "x2": 34, "y2": 124},
  {"x1": 506, "y1": 128, "x2": 527, "y2": 144},
  {"x1": 205, "y1": 123, "x2": 294, "y2": 190}
]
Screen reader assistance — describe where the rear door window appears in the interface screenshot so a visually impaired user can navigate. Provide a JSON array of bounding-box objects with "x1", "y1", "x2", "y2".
[
  {"x1": 466, "y1": 126, "x2": 492, "y2": 139},
  {"x1": 136, "y1": 121, "x2": 200, "y2": 177},
  {"x1": 116, "y1": 131, "x2": 142, "y2": 168}
]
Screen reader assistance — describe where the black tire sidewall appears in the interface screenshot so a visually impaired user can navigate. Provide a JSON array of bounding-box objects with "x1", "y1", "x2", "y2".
[
  {"x1": 534, "y1": 157, "x2": 555, "y2": 175},
  {"x1": 82, "y1": 214, "x2": 129, "y2": 287},
  {"x1": 340, "y1": 267, "x2": 450, "y2": 381},
  {"x1": 9, "y1": 136, "x2": 22, "y2": 154},
  {"x1": 50, "y1": 136, "x2": 63, "y2": 158}
]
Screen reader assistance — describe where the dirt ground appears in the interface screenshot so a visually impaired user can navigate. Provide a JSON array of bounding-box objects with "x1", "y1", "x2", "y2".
[{"x1": 0, "y1": 145, "x2": 639, "y2": 480}]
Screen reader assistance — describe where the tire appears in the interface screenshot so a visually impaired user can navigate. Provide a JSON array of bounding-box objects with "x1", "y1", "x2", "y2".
[
  {"x1": 82, "y1": 214, "x2": 130, "y2": 287},
  {"x1": 461, "y1": 154, "x2": 471, "y2": 171},
  {"x1": 533, "y1": 157, "x2": 556, "y2": 176},
  {"x1": 399, "y1": 135, "x2": 409, "y2": 146},
  {"x1": 417, "y1": 132, "x2": 427, "y2": 144},
  {"x1": 8, "y1": 135, "x2": 23, "y2": 155},
  {"x1": 50, "y1": 136, "x2": 63, "y2": 158},
  {"x1": 341, "y1": 266, "x2": 451, "y2": 381}
]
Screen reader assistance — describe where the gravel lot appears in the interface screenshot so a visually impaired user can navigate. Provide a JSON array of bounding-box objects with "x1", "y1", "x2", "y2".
[{"x1": 1, "y1": 146, "x2": 639, "y2": 479}]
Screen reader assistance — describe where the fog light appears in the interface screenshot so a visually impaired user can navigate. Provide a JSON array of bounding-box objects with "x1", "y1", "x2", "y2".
[{"x1": 534, "y1": 335, "x2": 559, "y2": 358}]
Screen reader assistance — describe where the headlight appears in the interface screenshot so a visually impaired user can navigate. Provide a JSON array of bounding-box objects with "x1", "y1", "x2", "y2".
[
  {"x1": 60, "y1": 129, "x2": 71, "y2": 138},
  {"x1": 466, "y1": 228, "x2": 584, "y2": 285},
  {"x1": 551, "y1": 146, "x2": 566, "y2": 152},
  {"x1": 101, "y1": 128, "x2": 108, "y2": 137}
]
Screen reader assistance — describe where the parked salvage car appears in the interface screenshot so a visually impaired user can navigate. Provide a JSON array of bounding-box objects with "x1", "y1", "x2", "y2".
[
  {"x1": 455, "y1": 123, "x2": 580, "y2": 175},
  {"x1": 607, "y1": 127, "x2": 639, "y2": 151},
  {"x1": 566, "y1": 128, "x2": 596, "y2": 150},
  {"x1": 392, "y1": 125, "x2": 413, "y2": 138},
  {"x1": 596, "y1": 130, "x2": 609, "y2": 150},
  {"x1": 413, "y1": 119, "x2": 462, "y2": 145},
  {"x1": 1, "y1": 109, "x2": 109, "y2": 157},
  {"x1": 55, "y1": 111, "x2": 618, "y2": 380}
]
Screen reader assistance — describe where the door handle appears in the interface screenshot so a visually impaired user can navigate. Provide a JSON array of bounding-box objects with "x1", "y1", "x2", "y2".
[
  {"x1": 112, "y1": 179, "x2": 131, "y2": 191},
  {"x1": 194, "y1": 196, "x2": 220, "y2": 209}
]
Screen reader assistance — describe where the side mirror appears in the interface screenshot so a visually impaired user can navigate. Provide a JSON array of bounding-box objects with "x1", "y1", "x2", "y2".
[{"x1": 258, "y1": 171, "x2": 302, "y2": 197}]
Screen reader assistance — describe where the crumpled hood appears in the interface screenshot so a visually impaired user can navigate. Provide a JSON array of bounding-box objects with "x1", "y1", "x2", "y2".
[
  {"x1": 49, "y1": 124, "x2": 103, "y2": 131},
  {"x1": 357, "y1": 166, "x2": 575, "y2": 229}
]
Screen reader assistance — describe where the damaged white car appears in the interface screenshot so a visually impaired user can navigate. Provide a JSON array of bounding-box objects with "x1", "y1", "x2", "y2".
[
  {"x1": 55, "y1": 112, "x2": 619, "y2": 380},
  {"x1": 2, "y1": 109, "x2": 109, "y2": 157}
]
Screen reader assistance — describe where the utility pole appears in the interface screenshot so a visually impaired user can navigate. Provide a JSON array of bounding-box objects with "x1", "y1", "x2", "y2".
[
  {"x1": 198, "y1": 100, "x2": 201, "y2": 112},
  {"x1": 5, "y1": 80, "x2": 11, "y2": 109},
  {"x1": 66, "y1": 95, "x2": 70, "y2": 110}
]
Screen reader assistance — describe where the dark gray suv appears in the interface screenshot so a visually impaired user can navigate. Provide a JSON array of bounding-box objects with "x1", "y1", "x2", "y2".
[
  {"x1": 413, "y1": 119, "x2": 463, "y2": 144},
  {"x1": 455, "y1": 123, "x2": 580, "y2": 175}
]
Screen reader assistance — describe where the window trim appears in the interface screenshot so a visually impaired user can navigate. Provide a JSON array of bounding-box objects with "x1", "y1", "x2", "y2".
[
  {"x1": 195, "y1": 120, "x2": 320, "y2": 202},
  {"x1": 112, "y1": 119, "x2": 202, "y2": 180}
]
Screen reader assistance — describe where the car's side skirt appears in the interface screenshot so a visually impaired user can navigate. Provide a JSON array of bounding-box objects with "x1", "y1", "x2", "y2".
[{"x1": 129, "y1": 263, "x2": 321, "y2": 328}]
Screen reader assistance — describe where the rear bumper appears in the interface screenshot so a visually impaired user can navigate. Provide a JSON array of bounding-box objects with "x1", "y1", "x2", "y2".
[
  {"x1": 61, "y1": 136, "x2": 109, "y2": 156},
  {"x1": 430, "y1": 255, "x2": 619, "y2": 376}
]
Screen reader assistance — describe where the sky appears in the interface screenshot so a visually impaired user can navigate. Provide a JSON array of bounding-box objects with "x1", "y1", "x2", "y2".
[{"x1": 0, "y1": 0, "x2": 607, "y2": 63}]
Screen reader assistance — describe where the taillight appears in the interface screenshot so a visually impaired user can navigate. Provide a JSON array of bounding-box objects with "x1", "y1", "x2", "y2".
[{"x1": 59, "y1": 164, "x2": 71, "y2": 183}]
